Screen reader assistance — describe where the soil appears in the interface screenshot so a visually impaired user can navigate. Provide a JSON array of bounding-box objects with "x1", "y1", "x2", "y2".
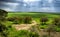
[{"x1": 12, "y1": 20, "x2": 37, "y2": 30}]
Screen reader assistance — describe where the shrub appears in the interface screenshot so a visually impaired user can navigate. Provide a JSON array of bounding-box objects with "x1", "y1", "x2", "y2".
[
  {"x1": 7, "y1": 17, "x2": 23, "y2": 24},
  {"x1": 45, "y1": 24, "x2": 56, "y2": 37},
  {"x1": 7, "y1": 17, "x2": 16, "y2": 21},
  {"x1": 57, "y1": 21, "x2": 60, "y2": 27},
  {"x1": 0, "y1": 17, "x2": 6, "y2": 21},
  {"x1": 53, "y1": 17, "x2": 60, "y2": 28},
  {"x1": 0, "y1": 9, "x2": 8, "y2": 21},
  {"x1": 13, "y1": 20, "x2": 20, "y2": 24},
  {"x1": 23, "y1": 16, "x2": 32, "y2": 24},
  {"x1": 15, "y1": 30, "x2": 39, "y2": 37},
  {"x1": 40, "y1": 17, "x2": 48, "y2": 25},
  {"x1": 40, "y1": 17, "x2": 48, "y2": 22},
  {"x1": 0, "y1": 9, "x2": 8, "y2": 17},
  {"x1": 40, "y1": 25, "x2": 47, "y2": 29},
  {"x1": 55, "y1": 28, "x2": 60, "y2": 32},
  {"x1": 0, "y1": 23, "x2": 8, "y2": 37},
  {"x1": 53, "y1": 17, "x2": 60, "y2": 25},
  {"x1": 42, "y1": 35, "x2": 48, "y2": 37},
  {"x1": 53, "y1": 17, "x2": 60, "y2": 23},
  {"x1": 29, "y1": 32, "x2": 39, "y2": 37}
]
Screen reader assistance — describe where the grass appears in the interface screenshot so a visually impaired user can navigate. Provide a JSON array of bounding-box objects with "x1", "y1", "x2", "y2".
[
  {"x1": 7, "y1": 12, "x2": 60, "y2": 27},
  {"x1": 7, "y1": 12, "x2": 60, "y2": 24},
  {"x1": 8, "y1": 12, "x2": 60, "y2": 21},
  {"x1": 8, "y1": 12, "x2": 60, "y2": 18},
  {"x1": 2, "y1": 12, "x2": 60, "y2": 37}
]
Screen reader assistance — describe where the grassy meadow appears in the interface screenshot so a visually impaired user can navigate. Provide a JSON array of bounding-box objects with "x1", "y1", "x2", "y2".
[
  {"x1": 7, "y1": 12, "x2": 60, "y2": 23},
  {"x1": 1, "y1": 12, "x2": 60, "y2": 37}
]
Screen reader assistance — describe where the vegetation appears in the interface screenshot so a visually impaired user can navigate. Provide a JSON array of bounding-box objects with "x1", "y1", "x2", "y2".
[
  {"x1": 0, "y1": 9, "x2": 60, "y2": 37},
  {"x1": 0, "y1": 23, "x2": 8, "y2": 37},
  {"x1": 6, "y1": 12, "x2": 60, "y2": 37},
  {"x1": 23, "y1": 16, "x2": 32, "y2": 24},
  {"x1": 7, "y1": 29, "x2": 39, "y2": 37},
  {"x1": 0, "y1": 9, "x2": 8, "y2": 37},
  {"x1": 53, "y1": 17, "x2": 60, "y2": 25},
  {"x1": 7, "y1": 16, "x2": 22, "y2": 24},
  {"x1": 0, "y1": 9, "x2": 8, "y2": 17},
  {"x1": 45, "y1": 24, "x2": 56, "y2": 37},
  {"x1": 40, "y1": 17, "x2": 48, "y2": 25},
  {"x1": 0, "y1": 9, "x2": 8, "y2": 21}
]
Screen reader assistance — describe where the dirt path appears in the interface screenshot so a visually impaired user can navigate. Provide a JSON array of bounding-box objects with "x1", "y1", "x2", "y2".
[{"x1": 12, "y1": 20, "x2": 37, "y2": 30}]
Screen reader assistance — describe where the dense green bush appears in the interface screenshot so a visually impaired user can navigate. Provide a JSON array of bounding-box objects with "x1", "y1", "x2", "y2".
[
  {"x1": 29, "y1": 31, "x2": 39, "y2": 37},
  {"x1": 7, "y1": 16, "x2": 32, "y2": 24},
  {"x1": 23, "y1": 16, "x2": 32, "y2": 24},
  {"x1": 40, "y1": 25, "x2": 47, "y2": 29},
  {"x1": 7, "y1": 17, "x2": 23, "y2": 24},
  {"x1": 53, "y1": 17, "x2": 60, "y2": 28},
  {"x1": 55, "y1": 28, "x2": 60, "y2": 32},
  {"x1": 13, "y1": 30, "x2": 39, "y2": 37},
  {"x1": 0, "y1": 9, "x2": 8, "y2": 21},
  {"x1": 7, "y1": 17, "x2": 16, "y2": 21},
  {"x1": 54, "y1": 18, "x2": 60, "y2": 23},
  {"x1": 57, "y1": 21, "x2": 60, "y2": 27},
  {"x1": 53, "y1": 17, "x2": 60, "y2": 25},
  {"x1": 0, "y1": 9, "x2": 8, "y2": 17},
  {"x1": 40, "y1": 17, "x2": 48, "y2": 25},
  {"x1": 40, "y1": 17, "x2": 48, "y2": 22},
  {"x1": 0, "y1": 23, "x2": 8, "y2": 37}
]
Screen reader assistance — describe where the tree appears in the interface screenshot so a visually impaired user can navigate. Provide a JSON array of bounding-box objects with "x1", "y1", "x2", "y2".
[
  {"x1": 0, "y1": 9, "x2": 8, "y2": 21},
  {"x1": 0, "y1": 9, "x2": 8, "y2": 37}
]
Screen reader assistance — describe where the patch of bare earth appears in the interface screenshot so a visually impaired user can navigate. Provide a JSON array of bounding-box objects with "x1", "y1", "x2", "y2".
[
  {"x1": 40, "y1": 29, "x2": 60, "y2": 37},
  {"x1": 12, "y1": 20, "x2": 37, "y2": 30}
]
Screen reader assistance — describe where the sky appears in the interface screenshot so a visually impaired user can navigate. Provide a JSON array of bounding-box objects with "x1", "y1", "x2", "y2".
[{"x1": 0, "y1": 0, "x2": 60, "y2": 12}]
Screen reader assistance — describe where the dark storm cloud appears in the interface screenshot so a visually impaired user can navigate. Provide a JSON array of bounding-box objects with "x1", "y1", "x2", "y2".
[
  {"x1": 52, "y1": 0, "x2": 60, "y2": 12},
  {"x1": 0, "y1": 0, "x2": 60, "y2": 12},
  {"x1": 0, "y1": 0, "x2": 16, "y2": 3},
  {"x1": 53, "y1": 0, "x2": 60, "y2": 7},
  {"x1": 0, "y1": 1, "x2": 19, "y2": 11}
]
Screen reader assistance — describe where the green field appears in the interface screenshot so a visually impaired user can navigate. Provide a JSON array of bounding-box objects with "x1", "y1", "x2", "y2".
[
  {"x1": 7, "y1": 12, "x2": 60, "y2": 30},
  {"x1": 8, "y1": 12, "x2": 60, "y2": 18},
  {"x1": 7, "y1": 12, "x2": 60, "y2": 23},
  {"x1": 1, "y1": 12, "x2": 60, "y2": 37}
]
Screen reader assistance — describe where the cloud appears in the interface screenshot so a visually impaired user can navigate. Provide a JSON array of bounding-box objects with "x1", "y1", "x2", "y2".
[
  {"x1": 0, "y1": 0, "x2": 60, "y2": 12},
  {"x1": 23, "y1": 0, "x2": 40, "y2": 2},
  {"x1": 53, "y1": 0, "x2": 60, "y2": 7},
  {"x1": 40, "y1": 7, "x2": 56, "y2": 12},
  {"x1": 0, "y1": 2, "x2": 19, "y2": 6},
  {"x1": 0, "y1": 2, "x2": 19, "y2": 11},
  {"x1": 0, "y1": 0, "x2": 15, "y2": 3},
  {"x1": 3, "y1": 8, "x2": 14, "y2": 11},
  {"x1": 48, "y1": 0, "x2": 53, "y2": 3}
]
